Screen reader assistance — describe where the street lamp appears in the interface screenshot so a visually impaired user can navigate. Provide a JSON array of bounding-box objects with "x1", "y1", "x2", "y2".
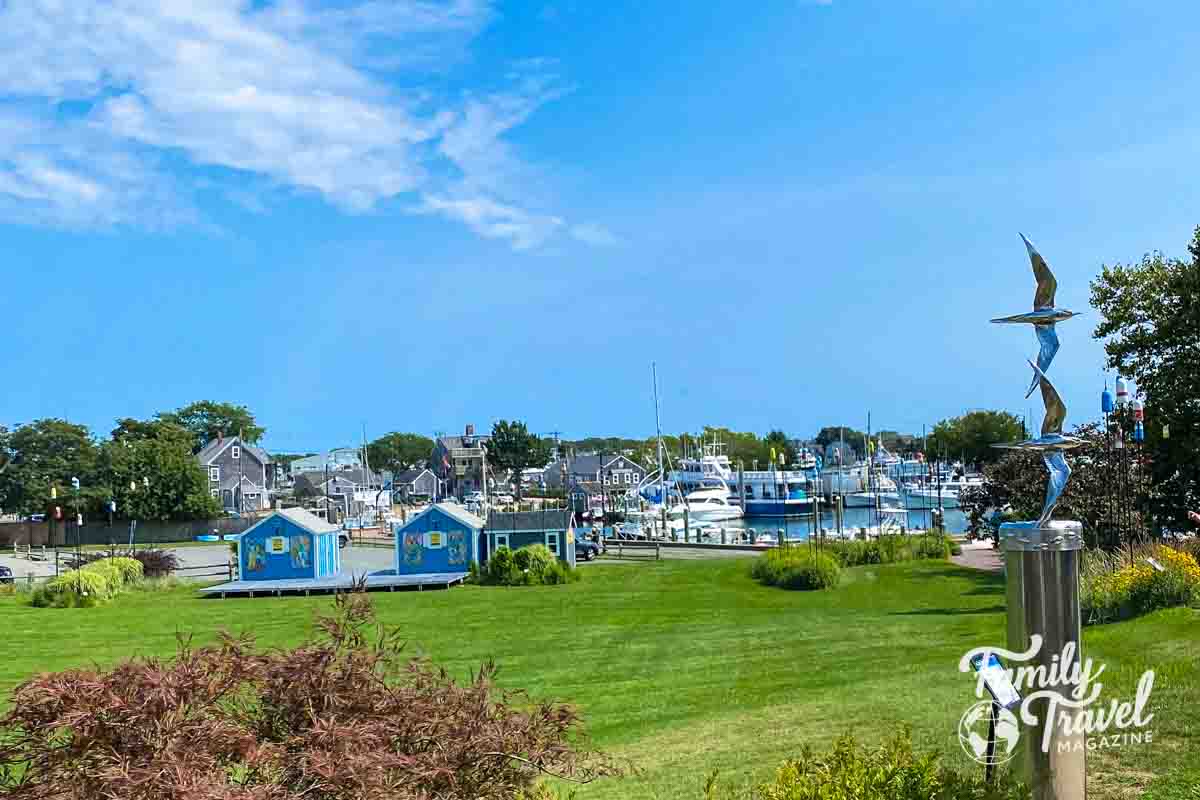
[{"x1": 125, "y1": 476, "x2": 149, "y2": 549}]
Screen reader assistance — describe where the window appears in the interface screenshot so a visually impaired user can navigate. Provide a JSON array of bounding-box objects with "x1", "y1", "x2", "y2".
[
  {"x1": 232, "y1": 446, "x2": 240, "y2": 460},
  {"x1": 623, "y1": 472, "x2": 631, "y2": 484},
  {"x1": 633, "y1": 473, "x2": 641, "y2": 482},
  {"x1": 545, "y1": 531, "x2": 560, "y2": 556},
  {"x1": 210, "y1": 489, "x2": 219, "y2": 498},
  {"x1": 209, "y1": 467, "x2": 220, "y2": 482},
  {"x1": 425, "y1": 530, "x2": 444, "y2": 549},
  {"x1": 495, "y1": 533, "x2": 509, "y2": 550}
]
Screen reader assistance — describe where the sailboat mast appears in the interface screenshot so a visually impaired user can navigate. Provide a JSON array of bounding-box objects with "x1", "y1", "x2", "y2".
[{"x1": 652, "y1": 362, "x2": 664, "y2": 503}]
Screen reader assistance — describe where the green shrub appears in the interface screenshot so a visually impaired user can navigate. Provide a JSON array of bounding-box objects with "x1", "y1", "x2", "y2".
[
  {"x1": 482, "y1": 545, "x2": 578, "y2": 587},
  {"x1": 748, "y1": 730, "x2": 1028, "y2": 800},
  {"x1": 752, "y1": 549, "x2": 841, "y2": 591},
  {"x1": 820, "y1": 533, "x2": 952, "y2": 569},
  {"x1": 484, "y1": 545, "x2": 521, "y2": 585},
  {"x1": 81, "y1": 557, "x2": 143, "y2": 588},
  {"x1": 33, "y1": 571, "x2": 112, "y2": 607}
]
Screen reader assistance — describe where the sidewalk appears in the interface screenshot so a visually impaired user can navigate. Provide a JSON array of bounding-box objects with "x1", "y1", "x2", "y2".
[{"x1": 951, "y1": 539, "x2": 1003, "y2": 572}]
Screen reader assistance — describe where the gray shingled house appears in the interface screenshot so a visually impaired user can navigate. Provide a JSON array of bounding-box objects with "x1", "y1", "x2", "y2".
[{"x1": 196, "y1": 436, "x2": 276, "y2": 513}]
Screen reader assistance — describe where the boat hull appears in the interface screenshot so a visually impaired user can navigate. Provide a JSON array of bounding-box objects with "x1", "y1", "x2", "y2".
[
  {"x1": 689, "y1": 507, "x2": 745, "y2": 522},
  {"x1": 843, "y1": 492, "x2": 901, "y2": 508},
  {"x1": 903, "y1": 491, "x2": 961, "y2": 509},
  {"x1": 743, "y1": 498, "x2": 814, "y2": 517}
]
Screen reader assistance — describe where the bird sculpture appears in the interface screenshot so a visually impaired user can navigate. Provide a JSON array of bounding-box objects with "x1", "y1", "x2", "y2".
[
  {"x1": 990, "y1": 234, "x2": 1079, "y2": 398},
  {"x1": 992, "y1": 361, "x2": 1084, "y2": 527},
  {"x1": 991, "y1": 235, "x2": 1081, "y2": 529}
]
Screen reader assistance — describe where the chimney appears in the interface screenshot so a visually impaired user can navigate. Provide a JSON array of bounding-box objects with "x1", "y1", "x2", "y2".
[{"x1": 465, "y1": 423, "x2": 475, "y2": 437}]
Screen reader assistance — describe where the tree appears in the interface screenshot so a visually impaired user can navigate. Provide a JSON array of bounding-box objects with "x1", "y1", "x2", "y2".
[
  {"x1": 158, "y1": 401, "x2": 264, "y2": 452},
  {"x1": 925, "y1": 411, "x2": 1024, "y2": 468},
  {"x1": 1091, "y1": 228, "x2": 1200, "y2": 532},
  {"x1": 0, "y1": 419, "x2": 101, "y2": 517},
  {"x1": 763, "y1": 430, "x2": 798, "y2": 467},
  {"x1": 488, "y1": 421, "x2": 550, "y2": 498},
  {"x1": 959, "y1": 422, "x2": 1149, "y2": 550},
  {"x1": 99, "y1": 433, "x2": 222, "y2": 522},
  {"x1": 813, "y1": 426, "x2": 868, "y2": 459},
  {"x1": 367, "y1": 433, "x2": 434, "y2": 474}
]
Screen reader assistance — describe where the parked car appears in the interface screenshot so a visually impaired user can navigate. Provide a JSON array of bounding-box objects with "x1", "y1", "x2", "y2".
[
  {"x1": 575, "y1": 532, "x2": 604, "y2": 561},
  {"x1": 0, "y1": 566, "x2": 12, "y2": 584}
]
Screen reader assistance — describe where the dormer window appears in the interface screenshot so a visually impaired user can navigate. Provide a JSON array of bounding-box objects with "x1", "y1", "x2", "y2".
[{"x1": 232, "y1": 446, "x2": 241, "y2": 460}]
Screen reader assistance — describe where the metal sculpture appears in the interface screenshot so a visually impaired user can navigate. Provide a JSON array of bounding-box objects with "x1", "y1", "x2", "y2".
[{"x1": 992, "y1": 235, "x2": 1082, "y2": 527}]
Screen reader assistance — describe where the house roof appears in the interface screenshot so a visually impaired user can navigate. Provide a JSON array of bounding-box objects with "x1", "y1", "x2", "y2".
[
  {"x1": 436, "y1": 434, "x2": 490, "y2": 451},
  {"x1": 241, "y1": 507, "x2": 338, "y2": 539},
  {"x1": 196, "y1": 436, "x2": 273, "y2": 466},
  {"x1": 547, "y1": 454, "x2": 640, "y2": 476},
  {"x1": 396, "y1": 468, "x2": 434, "y2": 485},
  {"x1": 486, "y1": 509, "x2": 572, "y2": 532},
  {"x1": 401, "y1": 502, "x2": 486, "y2": 531}
]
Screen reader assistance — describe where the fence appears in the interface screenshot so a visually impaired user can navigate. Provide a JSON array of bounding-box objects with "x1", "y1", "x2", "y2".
[{"x1": 0, "y1": 516, "x2": 258, "y2": 548}]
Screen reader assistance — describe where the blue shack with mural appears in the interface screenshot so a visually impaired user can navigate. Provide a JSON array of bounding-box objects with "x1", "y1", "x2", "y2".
[
  {"x1": 393, "y1": 503, "x2": 484, "y2": 576},
  {"x1": 238, "y1": 507, "x2": 341, "y2": 582}
]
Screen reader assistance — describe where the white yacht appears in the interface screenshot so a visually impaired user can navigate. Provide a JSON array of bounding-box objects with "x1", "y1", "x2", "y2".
[
  {"x1": 667, "y1": 442, "x2": 818, "y2": 517},
  {"x1": 682, "y1": 483, "x2": 744, "y2": 522}
]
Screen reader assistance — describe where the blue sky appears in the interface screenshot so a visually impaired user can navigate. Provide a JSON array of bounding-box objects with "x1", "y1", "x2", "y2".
[{"x1": 3, "y1": 1, "x2": 1199, "y2": 453}]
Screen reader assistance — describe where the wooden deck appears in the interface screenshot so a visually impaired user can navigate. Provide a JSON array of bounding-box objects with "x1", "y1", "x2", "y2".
[{"x1": 197, "y1": 570, "x2": 466, "y2": 598}]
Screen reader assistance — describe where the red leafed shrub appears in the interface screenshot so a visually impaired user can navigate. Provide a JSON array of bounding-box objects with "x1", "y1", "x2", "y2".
[
  {"x1": 129, "y1": 547, "x2": 181, "y2": 577},
  {"x1": 0, "y1": 591, "x2": 619, "y2": 799}
]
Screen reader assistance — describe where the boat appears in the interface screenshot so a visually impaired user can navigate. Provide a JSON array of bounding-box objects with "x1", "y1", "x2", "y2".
[
  {"x1": 844, "y1": 490, "x2": 902, "y2": 508},
  {"x1": 903, "y1": 484, "x2": 960, "y2": 509},
  {"x1": 668, "y1": 441, "x2": 817, "y2": 517},
  {"x1": 683, "y1": 492, "x2": 744, "y2": 522}
]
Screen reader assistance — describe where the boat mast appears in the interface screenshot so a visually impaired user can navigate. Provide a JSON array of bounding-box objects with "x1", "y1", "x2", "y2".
[{"x1": 652, "y1": 362, "x2": 665, "y2": 519}]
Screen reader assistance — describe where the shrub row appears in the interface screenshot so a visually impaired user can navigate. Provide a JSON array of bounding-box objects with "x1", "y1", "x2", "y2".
[
  {"x1": 704, "y1": 730, "x2": 1028, "y2": 800},
  {"x1": 751, "y1": 549, "x2": 841, "y2": 591},
  {"x1": 823, "y1": 532, "x2": 955, "y2": 568},
  {"x1": 30, "y1": 556, "x2": 145, "y2": 608},
  {"x1": 1082, "y1": 544, "x2": 1200, "y2": 624},
  {"x1": 471, "y1": 544, "x2": 580, "y2": 586}
]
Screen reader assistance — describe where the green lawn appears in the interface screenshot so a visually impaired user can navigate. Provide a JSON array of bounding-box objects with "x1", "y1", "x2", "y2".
[{"x1": 1, "y1": 558, "x2": 1196, "y2": 799}]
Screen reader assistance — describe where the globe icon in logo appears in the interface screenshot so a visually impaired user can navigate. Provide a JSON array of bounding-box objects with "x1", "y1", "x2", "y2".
[{"x1": 958, "y1": 700, "x2": 1020, "y2": 765}]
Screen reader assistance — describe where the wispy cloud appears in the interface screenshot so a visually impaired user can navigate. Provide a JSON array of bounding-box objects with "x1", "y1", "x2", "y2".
[
  {"x1": 0, "y1": 0, "x2": 605, "y2": 249},
  {"x1": 569, "y1": 222, "x2": 619, "y2": 247}
]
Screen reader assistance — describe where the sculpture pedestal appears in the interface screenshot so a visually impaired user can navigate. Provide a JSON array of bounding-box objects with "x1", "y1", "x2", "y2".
[{"x1": 1001, "y1": 520, "x2": 1086, "y2": 800}]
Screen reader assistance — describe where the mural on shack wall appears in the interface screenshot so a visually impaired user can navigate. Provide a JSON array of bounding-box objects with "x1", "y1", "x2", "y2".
[
  {"x1": 394, "y1": 506, "x2": 480, "y2": 576},
  {"x1": 239, "y1": 514, "x2": 338, "y2": 581}
]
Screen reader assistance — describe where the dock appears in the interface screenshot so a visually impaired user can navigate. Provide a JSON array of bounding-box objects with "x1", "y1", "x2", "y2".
[{"x1": 197, "y1": 570, "x2": 466, "y2": 598}]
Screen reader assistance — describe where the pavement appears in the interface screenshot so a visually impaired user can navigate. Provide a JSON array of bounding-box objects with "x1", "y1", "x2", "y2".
[
  {"x1": 1, "y1": 543, "x2": 398, "y2": 585},
  {"x1": 951, "y1": 539, "x2": 1004, "y2": 572}
]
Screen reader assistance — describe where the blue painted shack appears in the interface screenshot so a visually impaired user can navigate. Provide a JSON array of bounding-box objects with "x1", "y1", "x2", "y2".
[
  {"x1": 238, "y1": 507, "x2": 341, "y2": 582},
  {"x1": 482, "y1": 510, "x2": 577, "y2": 568},
  {"x1": 393, "y1": 503, "x2": 484, "y2": 576}
]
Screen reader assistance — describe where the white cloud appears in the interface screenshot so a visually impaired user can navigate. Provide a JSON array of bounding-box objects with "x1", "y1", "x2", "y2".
[
  {"x1": 569, "y1": 222, "x2": 619, "y2": 247},
  {"x1": 0, "y1": 0, "x2": 607, "y2": 249},
  {"x1": 416, "y1": 194, "x2": 563, "y2": 251}
]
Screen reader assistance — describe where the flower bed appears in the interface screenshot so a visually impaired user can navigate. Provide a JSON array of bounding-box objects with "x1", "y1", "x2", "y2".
[{"x1": 1082, "y1": 545, "x2": 1200, "y2": 624}]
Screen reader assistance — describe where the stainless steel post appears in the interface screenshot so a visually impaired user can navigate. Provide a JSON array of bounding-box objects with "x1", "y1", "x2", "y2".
[{"x1": 1002, "y1": 520, "x2": 1085, "y2": 800}]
